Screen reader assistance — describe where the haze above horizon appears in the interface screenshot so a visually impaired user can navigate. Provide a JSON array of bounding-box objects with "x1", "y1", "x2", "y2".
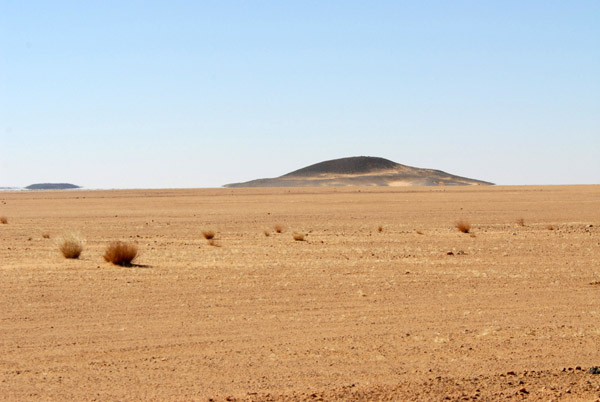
[{"x1": 1, "y1": 1, "x2": 598, "y2": 188}]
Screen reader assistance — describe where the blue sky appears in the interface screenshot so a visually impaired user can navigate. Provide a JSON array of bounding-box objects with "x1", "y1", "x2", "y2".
[{"x1": 1, "y1": 1, "x2": 598, "y2": 188}]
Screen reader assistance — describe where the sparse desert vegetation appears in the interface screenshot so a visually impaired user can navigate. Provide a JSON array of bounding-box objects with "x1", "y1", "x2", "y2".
[
  {"x1": 274, "y1": 224, "x2": 283, "y2": 233},
  {"x1": 0, "y1": 216, "x2": 7, "y2": 224},
  {"x1": 377, "y1": 225, "x2": 383, "y2": 232},
  {"x1": 1, "y1": 186, "x2": 599, "y2": 401},
  {"x1": 58, "y1": 234, "x2": 83, "y2": 259},
  {"x1": 202, "y1": 230, "x2": 215, "y2": 240},
  {"x1": 42, "y1": 232, "x2": 51, "y2": 239},
  {"x1": 292, "y1": 232, "x2": 305, "y2": 241},
  {"x1": 516, "y1": 217, "x2": 525, "y2": 226},
  {"x1": 455, "y1": 219, "x2": 471, "y2": 233},
  {"x1": 103, "y1": 241, "x2": 138, "y2": 266}
]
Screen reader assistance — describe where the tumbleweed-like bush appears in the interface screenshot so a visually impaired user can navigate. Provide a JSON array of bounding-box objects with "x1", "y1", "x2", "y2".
[
  {"x1": 59, "y1": 234, "x2": 83, "y2": 259},
  {"x1": 455, "y1": 220, "x2": 471, "y2": 233},
  {"x1": 104, "y1": 241, "x2": 138, "y2": 266}
]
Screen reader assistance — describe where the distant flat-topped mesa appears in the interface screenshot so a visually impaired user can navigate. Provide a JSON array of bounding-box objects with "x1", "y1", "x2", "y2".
[
  {"x1": 224, "y1": 156, "x2": 493, "y2": 187},
  {"x1": 26, "y1": 183, "x2": 81, "y2": 190}
]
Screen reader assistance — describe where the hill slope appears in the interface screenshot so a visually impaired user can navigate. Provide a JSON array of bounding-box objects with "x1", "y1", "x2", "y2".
[{"x1": 225, "y1": 156, "x2": 493, "y2": 187}]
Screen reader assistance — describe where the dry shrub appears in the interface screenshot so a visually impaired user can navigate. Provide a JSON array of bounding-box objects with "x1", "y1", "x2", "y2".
[
  {"x1": 42, "y1": 233, "x2": 51, "y2": 239},
  {"x1": 292, "y1": 232, "x2": 305, "y2": 241},
  {"x1": 263, "y1": 230, "x2": 271, "y2": 237},
  {"x1": 516, "y1": 218, "x2": 525, "y2": 227},
  {"x1": 377, "y1": 225, "x2": 383, "y2": 232},
  {"x1": 104, "y1": 241, "x2": 138, "y2": 266},
  {"x1": 455, "y1": 220, "x2": 471, "y2": 233},
  {"x1": 274, "y1": 225, "x2": 283, "y2": 233},
  {"x1": 547, "y1": 225, "x2": 555, "y2": 231},
  {"x1": 416, "y1": 230, "x2": 424, "y2": 235},
  {"x1": 202, "y1": 230, "x2": 215, "y2": 240},
  {"x1": 59, "y1": 234, "x2": 83, "y2": 259},
  {"x1": 0, "y1": 216, "x2": 7, "y2": 224}
]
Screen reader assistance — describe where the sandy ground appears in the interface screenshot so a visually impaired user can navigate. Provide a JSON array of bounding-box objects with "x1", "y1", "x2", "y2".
[{"x1": 1, "y1": 185, "x2": 599, "y2": 401}]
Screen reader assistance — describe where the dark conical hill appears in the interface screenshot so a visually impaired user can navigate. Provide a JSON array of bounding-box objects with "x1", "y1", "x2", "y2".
[
  {"x1": 283, "y1": 157, "x2": 398, "y2": 177},
  {"x1": 224, "y1": 156, "x2": 493, "y2": 188}
]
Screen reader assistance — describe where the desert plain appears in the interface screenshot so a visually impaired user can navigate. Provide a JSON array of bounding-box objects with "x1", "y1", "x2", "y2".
[{"x1": 1, "y1": 185, "x2": 599, "y2": 401}]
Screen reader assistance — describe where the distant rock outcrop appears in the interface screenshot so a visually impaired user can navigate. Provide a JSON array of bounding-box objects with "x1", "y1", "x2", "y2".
[
  {"x1": 26, "y1": 183, "x2": 81, "y2": 190},
  {"x1": 225, "y1": 156, "x2": 493, "y2": 188}
]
